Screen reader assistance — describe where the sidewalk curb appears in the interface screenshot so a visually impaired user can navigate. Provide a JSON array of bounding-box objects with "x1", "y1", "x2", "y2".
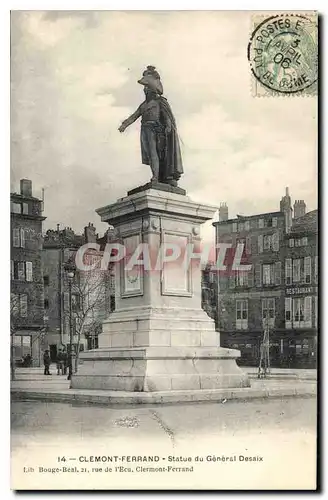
[
  {"x1": 11, "y1": 385, "x2": 316, "y2": 406},
  {"x1": 247, "y1": 375, "x2": 316, "y2": 381}
]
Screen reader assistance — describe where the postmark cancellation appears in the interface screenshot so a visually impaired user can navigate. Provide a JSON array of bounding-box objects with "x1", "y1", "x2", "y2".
[{"x1": 248, "y1": 12, "x2": 318, "y2": 97}]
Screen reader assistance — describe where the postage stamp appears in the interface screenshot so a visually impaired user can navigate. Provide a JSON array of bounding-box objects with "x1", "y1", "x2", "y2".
[{"x1": 248, "y1": 12, "x2": 318, "y2": 97}]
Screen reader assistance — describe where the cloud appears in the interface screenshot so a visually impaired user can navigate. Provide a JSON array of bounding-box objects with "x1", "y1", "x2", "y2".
[{"x1": 11, "y1": 11, "x2": 317, "y2": 240}]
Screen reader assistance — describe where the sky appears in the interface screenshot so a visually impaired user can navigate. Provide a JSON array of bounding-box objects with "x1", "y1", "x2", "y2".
[{"x1": 10, "y1": 11, "x2": 318, "y2": 241}]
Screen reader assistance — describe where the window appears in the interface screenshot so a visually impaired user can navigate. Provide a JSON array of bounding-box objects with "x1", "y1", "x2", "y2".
[
  {"x1": 20, "y1": 228, "x2": 25, "y2": 248},
  {"x1": 22, "y1": 203, "x2": 29, "y2": 215},
  {"x1": 262, "y1": 298, "x2": 275, "y2": 327},
  {"x1": 272, "y1": 232, "x2": 279, "y2": 251},
  {"x1": 262, "y1": 264, "x2": 275, "y2": 285},
  {"x1": 263, "y1": 234, "x2": 271, "y2": 251},
  {"x1": 304, "y1": 256, "x2": 311, "y2": 284},
  {"x1": 11, "y1": 293, "x2": 19, "y2": 317},
  {"x1": 17, "y1": 262, "x2": 25, "y2": 280},
  {"x1": 314, "y1": 256, "x2": 318, "y2": 284},
  {"x1": 12, "y1": 228, "x2": 25, "y2": 248},
  {"x1": 236, "y1": 300, "x2": 248, "y2": 330},
  {"x1": 261, "y1": 233, "x2": 279, "y2": 252},
  {"x1": 13, "y1": 228, "x2": 20, "y2": 247},
  {"x1": 11, "y1": 202, "x2": 21, "y2": 214},
  {"x1": 232, "y1": 222, "x2": 238, "y2": 232},
  {"x1": 12, "y1": 262, "x2": 33, "y2": 281},
  {"x1": 20, "y1": 295, "x2": 28, "y2": 317},
  {"x1": 44, "y1": 299, "x2": 49, "y2": 309},
  {"x1": 274, "y1": 261, "x2": 281, "y2": 285},
  {"x1": 262, "y1": 264, "x2": 271, "y2": 285},
  {"x1": 287, "y1": 297, "x2": 312, "y2": 329},
  {"x1": 43, "y1": 276, "x2": 49, "y2": 286},
  {"x1": 11, "y1": 293, "x2": 28, "y2": 317},
  {"x1": 63, "y1": 292, "x2": 69, "y2": 311},
  {"x1": 236, "y1": 270, "x2": 249, "y2": 287},
  {"x1": 72, "y1": 294, "x2": 80, "y2": 312},
  {"x1": 245, "y1": 221, "x2": 250, "y2": 231},
  {"x1": 11, "y1": 260, "x2": 14, "y2": 280},
  {"x1": 285, "y1": 297, "x2": 292, "y2": 328},
  {"x1": 289, "y1": 239, "x2": 295, "y2": 247},
  {"x1": 293, "y1": 237, "x2": 308, "y2": 247},
  {"x1": 293, "y1": 259, "x2": 301, "y2": 283},
  {"x1": 304, "y1": 296, "x2": 312, "y2": 327},
  {"x1": 285, "y1": 259, "x2": 292, "y2": 285},
  {"x1": 258, "y1": 219, "x2": 264, "y2": 229},
  {"x1": 272, "y1": 217, "x2": 278, "y2": 227},
  {"x1": 314, "y1": 296, "x2": 317, "y2": 328},
  {"x1": 239, "y1": 222, "x2": 245, "y2": 232},
  {"x1": 258, "y1": 235, "x2": 263, "y2": 253},
  {"x1": 26, "y1": 262, "x2": 33, "y2": 282}
]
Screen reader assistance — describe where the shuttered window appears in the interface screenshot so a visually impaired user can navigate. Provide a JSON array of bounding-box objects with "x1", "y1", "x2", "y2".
[
  {"x1": 258, "y1": 235, "x2": 263, "y2": 253},
  {"x1": 304, "y1": 257, "x2": 311, "y2": 284},
  {"x1": 285, "y1": 258, "x2": 292, "y2": 284},
  {"x1": 13, "y1": 228, "x2": 20, "y2": 247},
  {"x1": 20, "y1": 295, "x2": 28, "y2": 317},
  {"x1": 292, "y1": 259, "x2": 301, "y2": 283},
  {"x1": 255, "y1": 263, "x2": 262, "y2": 287},
  {"x1": 26, "y1": 262, "x2": 33, "y2": 282},
  {"x1": 17, "y1": 262, "x2": 25, "y2": 280},
  {"x1": 272, "y1": 232, "x2": 279, "y2": 251},
  {"x1": 304, "y1": 296, "x2": 312, "y2": 327},
  {"x1": 314, "y1": 256, "x2": 318, "y2": 284},
  {"x1": 20, "y1": 229, "x2": 25, "y2": 248}
]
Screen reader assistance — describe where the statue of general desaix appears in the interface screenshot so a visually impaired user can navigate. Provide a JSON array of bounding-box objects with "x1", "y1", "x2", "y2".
[{"x1": 119, "y1": 66, "x2": 183, "y2": 187}]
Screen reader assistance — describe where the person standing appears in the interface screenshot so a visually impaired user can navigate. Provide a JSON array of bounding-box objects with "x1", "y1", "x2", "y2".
[
  {"x1": 56, "y1": 349, "x2": 63, "y2": 375},
  {"x1": 43, "y1": 349, "x2": 51, "y2": 376},
  {"x1": 62, "y1": 348, "x2": 68, "y2": 375}
]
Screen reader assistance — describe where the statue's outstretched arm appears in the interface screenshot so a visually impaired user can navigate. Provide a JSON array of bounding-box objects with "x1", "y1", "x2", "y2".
[{"x1": 119, "y1": 107, "x2": 142, "y2": 133}]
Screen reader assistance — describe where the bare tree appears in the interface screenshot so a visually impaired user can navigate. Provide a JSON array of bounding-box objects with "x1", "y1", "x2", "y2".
[
  {"x1": 70, "y1": 259, "x2": 109, "y2": 373},
  {"x1": 10, "y1": 294, "x2": 20, "y2": 381}
]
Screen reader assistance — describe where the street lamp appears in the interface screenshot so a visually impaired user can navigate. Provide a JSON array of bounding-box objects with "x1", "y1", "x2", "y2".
[{"x1": 64, "y1": 260, "x2": 76, "y2": 381}]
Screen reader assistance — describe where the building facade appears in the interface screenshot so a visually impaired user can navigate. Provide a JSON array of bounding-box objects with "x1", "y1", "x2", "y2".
[
  {"x1": 11, "y1": 179, "x2": 46, "y2": 366},
  {"x1": 212, "y1": 189, "x2": 318, "y2": 368},
  {"x1": 42, "y1": 224, "x2": 115, "y2": 361},
  {"x1": 283, "y1": 209, "x2": 318, "y2": 367}
]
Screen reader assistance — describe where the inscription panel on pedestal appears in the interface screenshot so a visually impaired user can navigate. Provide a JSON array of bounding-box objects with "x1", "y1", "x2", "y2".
[
  {"x1": 120, "y1": 232, "x2": 144, "y2": 297},
  {"x1": 161, "y1": 231, "x2": 192, "y2": 297}
]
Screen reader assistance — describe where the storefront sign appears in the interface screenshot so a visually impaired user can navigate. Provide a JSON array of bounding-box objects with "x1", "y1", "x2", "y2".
[{"x1": 286, "y1": 286, "x2": 318, "y2": 295}]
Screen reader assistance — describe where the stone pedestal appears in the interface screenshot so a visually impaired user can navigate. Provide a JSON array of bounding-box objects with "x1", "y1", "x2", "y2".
[{"x1": 71, "y1": 187, "x2": 250, "y2": 392}]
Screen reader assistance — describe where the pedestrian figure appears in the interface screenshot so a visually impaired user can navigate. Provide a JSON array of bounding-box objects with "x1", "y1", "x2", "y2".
[
  {"x1": 62, "y1": 349, "x2": 68, "y2": 375},
  {"x1": 43, "y1": 349, "x2": 51, "y2": 376},
  {"x1": 56, "y1": 349, "x2": 64, "y2": 375}
]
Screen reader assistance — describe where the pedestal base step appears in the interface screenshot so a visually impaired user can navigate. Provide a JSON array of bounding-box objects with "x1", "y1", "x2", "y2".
[{"x1": 71, "y1": 346, "x2": 250, "y2": 391}]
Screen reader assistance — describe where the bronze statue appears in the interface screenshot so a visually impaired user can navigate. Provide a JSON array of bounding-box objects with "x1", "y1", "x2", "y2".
[{"x1": 119, "y1": 66, "x2": 183, "y2": 187}]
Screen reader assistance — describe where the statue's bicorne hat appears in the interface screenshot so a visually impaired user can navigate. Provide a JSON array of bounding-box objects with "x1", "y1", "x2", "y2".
[{"x1": 138, "y1": 65, "x2": 163, "y2": 95}]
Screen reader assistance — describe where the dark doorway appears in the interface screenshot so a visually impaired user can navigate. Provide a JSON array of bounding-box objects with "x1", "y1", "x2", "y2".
[{"x1": 49, "y1": 344, "x2": 57, "y2": 362}]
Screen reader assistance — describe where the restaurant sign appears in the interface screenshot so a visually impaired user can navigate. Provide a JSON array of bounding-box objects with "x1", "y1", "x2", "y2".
[{"x1": 286, "y1": 286, "x2": 318, "y2": 295}]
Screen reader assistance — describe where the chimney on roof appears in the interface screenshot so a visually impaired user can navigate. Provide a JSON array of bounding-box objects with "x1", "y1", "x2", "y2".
[
  {"x1": 280, "y1": 186, "x2": 292, "y2": 233},
  {"x1": 20, "y1": 179, "x2": 32, "y2": 197},
  {"x1": 84, "y1": 222, "x2": 96, "y2": 243},
  {"x1": 219, "y1": 202, "x2": 229, "y2": 222},
  {"x1": 293, "y1": 200, "x2": 306, "y2": 219}
]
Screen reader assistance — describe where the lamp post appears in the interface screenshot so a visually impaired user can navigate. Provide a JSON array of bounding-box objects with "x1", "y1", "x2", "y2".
[{"x1": 64, "y1": 260, "x2": 76, "y2": 381}]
